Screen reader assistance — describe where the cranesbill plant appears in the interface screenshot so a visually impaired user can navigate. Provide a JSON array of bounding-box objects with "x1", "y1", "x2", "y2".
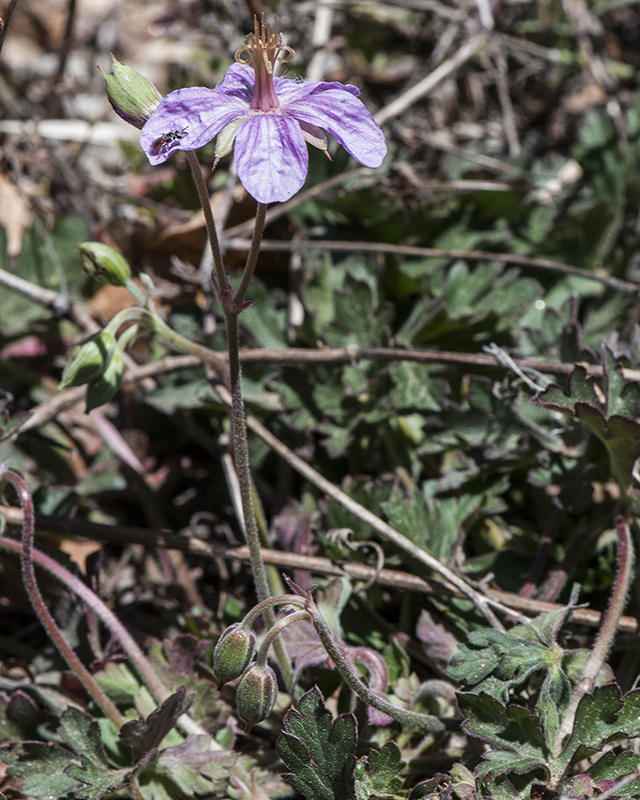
[{"x1": 99, "y1": 15, "x2": 388, "y2": 711}]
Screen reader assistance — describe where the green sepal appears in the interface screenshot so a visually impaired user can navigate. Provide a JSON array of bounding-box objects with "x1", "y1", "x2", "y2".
[
  {"x1": 85, "y1": 350, "x2": 126, "y2": 411},
  {"x1": 59, "y1": 330, "x2": 116, "y2": 389},
  {"x1": 77, "y1": 242, "x2": 131, "y2": 286}
]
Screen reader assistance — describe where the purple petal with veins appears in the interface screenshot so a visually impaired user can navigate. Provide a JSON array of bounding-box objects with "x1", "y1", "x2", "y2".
[
  {"x1": 286, "y1": 85, "x2": 387, "y2": 168},
  {"x1": 234, "y1": 114, "x2": 309, "y2": 204},
  {"x1": 139, "y1": 47, "x2": 387, "y2": 201},
  {"x1": 140, "y1": 86, "x2": 246, "y2": 165}
]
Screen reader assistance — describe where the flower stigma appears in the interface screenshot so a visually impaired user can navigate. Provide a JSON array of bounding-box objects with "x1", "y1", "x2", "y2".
[{"x1": 236, "y1": 16, "x2": 294, "y2": 112}]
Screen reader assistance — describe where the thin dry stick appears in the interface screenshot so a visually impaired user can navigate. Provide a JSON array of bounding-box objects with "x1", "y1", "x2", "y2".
[
  {"x1": 222, "y1": 168, "x2": 377, "y2": 239},
  {"x1": 374, "y1": 31, "x2": 489, "y2": 126},
  {"x1": 492, "y1": 40, "x2": 520, "y2": 159},
  {"x1": 220, "y1": 237, "x2": 640, "y2": 295},
  {"x1": 0, "y1": 538, "x2": 283, "y2": 796},
  {"x1": 3, "y1": 506, "x2": 636, "y2": 633},
  {"x1": 423, "y1": 131, "x2": 526, "y2": 178},
  {"x1": 0, "y1": 536, "x2": 170, "y2": 705},
  {"x1": 306, "y1": 0, "x2": 335, "y2": 83},
  {"x1": 9, "y1": 343, "x2": 640, "y2": 443},
  {"x1": 0, "y1": 0, "x2": 20, "y2": 54},
  {"x1": 552, "y1": 514, "x2": 634, "y2": 758},
  {"x1": 54, "y1": 0, "x2": 77, "y2": 82}
]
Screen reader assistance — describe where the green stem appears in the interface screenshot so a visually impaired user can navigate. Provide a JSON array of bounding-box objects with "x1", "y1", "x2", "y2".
[
  {"x1": 152, "y1": 314, "x2": 229, "y2": 386},
  {"x1": 241, "y1": 594, "x2": 306, "y2": 629},
  {"x1": 308, "y1": 598, "x2": 444, "y2": 733},
  {"x1": 0, "y1": 468, "x2": 124, "y2": 729},
  {"x1": 226, "y1": 309, "x2": 296, "y2": 692},
  {"x1": 185, "y1": 158, "x2": 293, "y2": 691},
  {"x1": 255, "y1": 611, "x2": 310, "y2": 667},
  {"x1": 234, "y1": 203, "x2": 267, "y2": 307},
  {"x1": 186, "y1": 150, "x2": 226, "y2": 295}
]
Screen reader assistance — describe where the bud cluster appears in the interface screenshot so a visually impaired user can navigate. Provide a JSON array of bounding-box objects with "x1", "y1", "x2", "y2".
[
  {"x1": 212, "y1": 622, "x2": 278, "y2": 731},
  {"x1": 60, "y1": 243, "x2": 144, "y2": 411},
  {"x1": 212, "y1": 594, "x2": 311, "y2": 730}
]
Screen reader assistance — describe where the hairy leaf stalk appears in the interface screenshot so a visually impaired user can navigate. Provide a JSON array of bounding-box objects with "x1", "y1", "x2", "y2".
[
  {"x1": 552, "y1": 513, "x2": 634, "y2": 757},
  {"x1": 307, "y1": 598, "x2": 444, "y2": 733}
]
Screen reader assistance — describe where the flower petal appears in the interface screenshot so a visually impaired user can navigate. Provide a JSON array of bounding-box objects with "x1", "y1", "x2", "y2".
[
  {"x1": 286, "y1": 84, "x2": 387, "y2": 168},
  {"x1": 234, "y1": 115, "x2": 308, "y2": 204},
  {"x1": 216, "y1": 62, "x2": 256, "y2": 103},
  {"x1": 274, "y1": 75, "x2": 360, "y2": 105},
  {"x1": 140, "y1": 86, "x2": 247, "y2": 165}
]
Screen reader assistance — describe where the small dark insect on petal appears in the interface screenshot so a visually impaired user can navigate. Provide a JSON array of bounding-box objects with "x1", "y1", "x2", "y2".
[{"x1": 150, "y1": 128, "x2": 188, "y2": 153}]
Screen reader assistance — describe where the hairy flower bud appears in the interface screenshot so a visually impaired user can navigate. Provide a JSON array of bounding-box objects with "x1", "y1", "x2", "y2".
[
  {"x1": 236, "y1": 664, "x2": 278, "y2": 731},
  {"x1": 213, "y1": 624, "x2": 257, "y2": 687},
  {"x1": 77, "y1": 242, "x2": 131, "y2": 287},
  {"x1": 85, "y1": 350, "x2": 125, "y2": 412},
  {"x1": 59, "y1": 331, "x2": 116, "y2": 389},
  {"x1": 103, "y1": 56, "x2": 161, "y2": 129}
]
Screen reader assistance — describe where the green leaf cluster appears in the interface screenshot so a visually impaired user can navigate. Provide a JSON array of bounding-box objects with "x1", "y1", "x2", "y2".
[
  {"x1": 277, "y1": 687, "x2": 405, "y2": 800},
  {"x1": 447, "y1": 611, "x2": 640, "y2": 800}
]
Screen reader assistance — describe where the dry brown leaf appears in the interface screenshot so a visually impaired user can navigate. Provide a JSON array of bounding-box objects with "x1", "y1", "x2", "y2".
[{"x1": 58, "y1": 538, "x2": 102, "y2": 575}]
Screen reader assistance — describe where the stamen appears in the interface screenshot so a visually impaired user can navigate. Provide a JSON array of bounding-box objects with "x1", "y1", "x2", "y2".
[{"x1": 234, "y1": 15, "x2": 295, "y2": 112}]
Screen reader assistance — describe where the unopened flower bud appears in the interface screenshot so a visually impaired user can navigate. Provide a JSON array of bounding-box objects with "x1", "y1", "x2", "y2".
[
  {"x1": 59, "y1": 331, "x2": 116, "y2": 390},
  {"x1": 85, "y1": 350, "x2": 125, "y2": 412},
  {"x1": 213, "y1": 624, "x2": 256, "y2": 687},
  {"x1": 236, "y1": 664, "x2": 278, "y2": 731},
  {"x1": 77, "y1": 242, "x2": 131, "y2": 287},
  {"x1": 103, "y1": 56, "x2": 161, "y2": 129}
]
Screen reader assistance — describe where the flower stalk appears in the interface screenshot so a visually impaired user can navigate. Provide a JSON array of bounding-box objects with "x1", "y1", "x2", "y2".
[
  {"x1": 183, "y1": 154, "x2": 293, "y2": 689},
  {"x1": 309, "y1": 604, "x2": 444, "y2": 732},
  {"x1": 240, "y1": 594, "x2": 307, "y2": 629}
]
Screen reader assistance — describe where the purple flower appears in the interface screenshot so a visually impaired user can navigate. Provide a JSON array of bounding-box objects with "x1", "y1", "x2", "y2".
[{"x1": 140, "y1": 18, "x2": 387, "y2": 204}]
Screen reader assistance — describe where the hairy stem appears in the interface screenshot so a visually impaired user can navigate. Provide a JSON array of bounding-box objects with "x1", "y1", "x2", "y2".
[
  {"x1": 225, "y1": 310, "x2": 293, "y2": 690},
  {"x1": 234, "y1": 203, "x2": 267, "y2": 307},
  {"x1": 308, "y1": 600, "x2": 444, "y2": 733},
  {"x1": 0, "y1": 536, "x2": 170, "y2": 706},
  {"x1": 241, "y1": 594, "x2": 306, "y2": 630},
  {"x1": 152, "y1": 313, "x2": 229, "y2": 386},
  {"x1": 185, "y1": 157, "x2": 293, "y2": 690},
  {"x1": 226, "y1": 311, "x2": 271, "y2": 607},
  {"x1": 0, "y1": 468, "x2": 124, "y2": 728},
  {"x1": 255, "y1": 611, "x2": 310, "y2": 668},
  {"x1": 552, "y1": 514, "x2": 633, "y2": 757},
  {"x1": 186, "y1": 151, "x2": 226, "y2": 295}
]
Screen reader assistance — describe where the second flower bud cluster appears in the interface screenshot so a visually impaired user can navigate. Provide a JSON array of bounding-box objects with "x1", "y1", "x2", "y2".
[
  {"x1": 212, "y1": 623, "x2": 278, "y2": 732},
  {"x1": 211, "y1": 594, "x2": 311, "y2": 731}
]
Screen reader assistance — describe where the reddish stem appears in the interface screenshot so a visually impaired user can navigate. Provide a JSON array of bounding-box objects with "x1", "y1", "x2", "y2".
[{"x1": 0, "y1": 467, "x2": 124, "y2": 728}]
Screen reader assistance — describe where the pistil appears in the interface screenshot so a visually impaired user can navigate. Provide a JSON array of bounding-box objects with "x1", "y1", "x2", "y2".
[{"x1": 236, "y1": 16, "x2": 293, "y2": 112}]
